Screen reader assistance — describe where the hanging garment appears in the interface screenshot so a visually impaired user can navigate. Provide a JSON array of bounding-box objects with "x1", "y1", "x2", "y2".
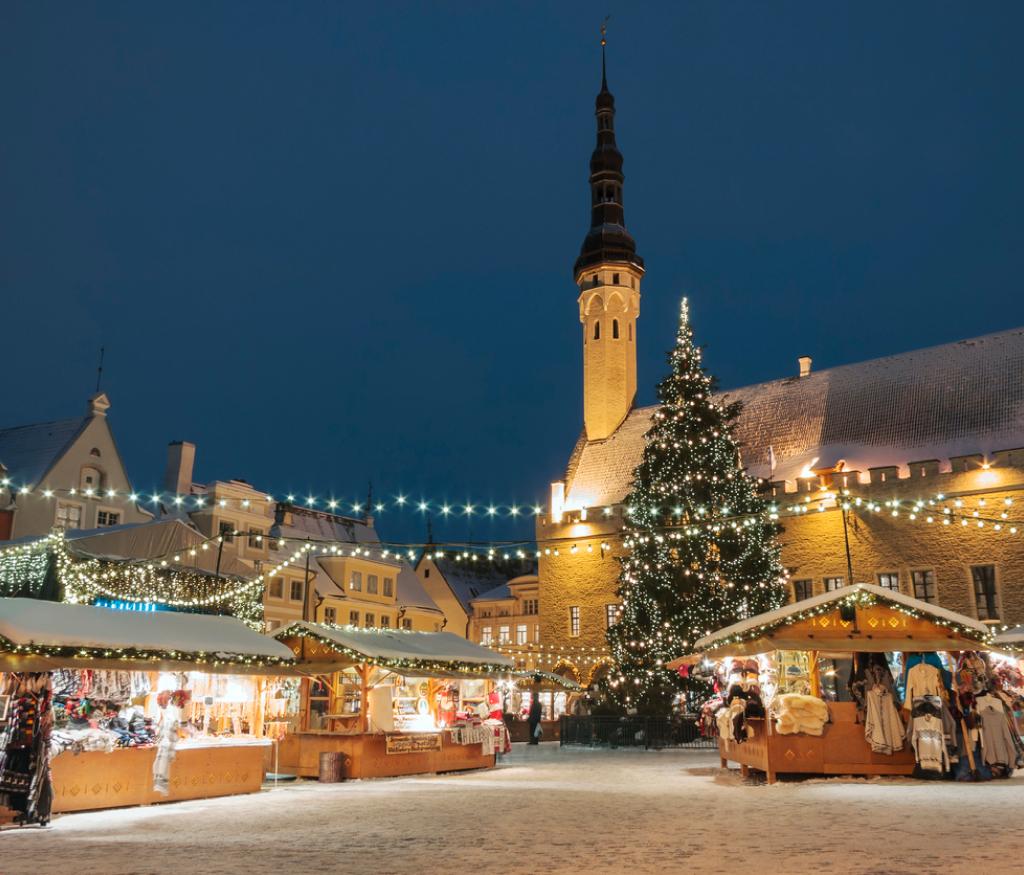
[
  {"x1": 910, "y1": 714, "x2": 950, "y2": 775},
  {"x1": 864, "y1": 688, "x2": 904, "y2": 755},
  {"x1": 0, "y1": 672, "x2": 54, "y2": 826},
  {"x1": 152, "y1": 704, "x2": 181, "y2": 796},
  {"x1": 904, "y1": 663, "x2": 944, "y2": 707},
  {"x1": 976, "y1": 694, "x2": 1021, "y2": 772}
]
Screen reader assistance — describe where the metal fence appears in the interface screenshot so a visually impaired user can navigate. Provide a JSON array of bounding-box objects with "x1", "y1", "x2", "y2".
[{"x1": 559, "y1": 715, "x2": 717, "y2": 750}]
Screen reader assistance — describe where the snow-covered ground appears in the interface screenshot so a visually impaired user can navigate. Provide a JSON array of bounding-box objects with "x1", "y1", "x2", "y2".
[{"x1": 4, "y1": 744, "x2": 1023, "y2": 874}]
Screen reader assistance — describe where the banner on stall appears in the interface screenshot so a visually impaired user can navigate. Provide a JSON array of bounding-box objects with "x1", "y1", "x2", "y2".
[{"x1": 385, "y1": 733, "x2": 442, "y2": 755}]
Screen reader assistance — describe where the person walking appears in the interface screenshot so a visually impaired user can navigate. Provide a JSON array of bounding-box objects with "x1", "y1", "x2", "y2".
[{"x1": 528, "y1": 693, "x2": 543, "y2": 744}]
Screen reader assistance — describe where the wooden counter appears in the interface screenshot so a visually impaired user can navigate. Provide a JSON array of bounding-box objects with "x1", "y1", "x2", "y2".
[
  {"x1": 719, "y1": 702, "x2": 916, "y2": 783},
  {"x1": 277, "y1": 731, "x2": 496, "y2": 779},
  {"x1": 51, "y1": 742, "x2": 268, "y2": 813}
]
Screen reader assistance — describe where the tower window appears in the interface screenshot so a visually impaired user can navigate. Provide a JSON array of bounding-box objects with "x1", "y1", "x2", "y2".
[
  {"x1": 593, "y1": 321, "x2": 600, "y2": 341},
  {"x1": 612, "y1": 273, "x2": 619, "y2": 285},
  {"x1": 628, "y1": 323, "x2": 633, "y2": 341},
  {"x1": 612, "y1": 319, "x2": 619, "y2": 339},
  {"x1": 591, "y1": 274, "x2": 598, "y2": 287}
]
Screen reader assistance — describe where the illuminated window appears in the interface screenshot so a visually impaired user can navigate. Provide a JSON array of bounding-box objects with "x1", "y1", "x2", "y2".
[
  {"x1": 523, "y1": 598, "x2": 538, "y2": 616},
  {"x1": 877, "y1": 573, "x2": 900, "y2": 592},
  {"x1": 55, "y1": 502, "x2": 83, "y2": 532},
  {"x1": 383, "y1": 577, "x2": 394, "y2": 597},
  {"x1": 367, "y1": 574, "x2": 379, "y2": 594},
  {"x1": 498, "y1": 625, "x2": 511, "y2": 644},
  {"x1": 350, "y1": 571, "x2": 362, "y2": 591},
  {"x1": 481, "y1": 626, "x2": 493, "y2": 645},
  {"x1": 824, "y1": 577, "x2": 844, "y2": 592},
  {"x1": 792, "y1": 579, "x2": 813, "y2": 601},
  {"x1": 569, "y1": 606, "x2": 580, "y2": 637},
  {"x1": 516, "y1": 624, "x2": 528, "y2": 645},
  {"x1": 912, "y1": 570, "x2": 936, "y2": 603},
  {"x1": 971, "y1": 565, "x2": 999, "y2": 620},
  {"x1": 324, "y1": 607, "x2": 336, "y2": 624},
  {"x1": 534, "y1": 624, "x2": 541, "y2": 643},
  {"x1": 365, "y1": 613, "x2": 375, "y2": 627},
  {"x1": 605, "y1": 604, "x2": 619, "y2": 628}
]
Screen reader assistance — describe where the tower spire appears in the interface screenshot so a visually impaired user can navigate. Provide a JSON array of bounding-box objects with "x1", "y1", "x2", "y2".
[{"x1": 573, "y1": 24, "x2": 643, "y2": 280}]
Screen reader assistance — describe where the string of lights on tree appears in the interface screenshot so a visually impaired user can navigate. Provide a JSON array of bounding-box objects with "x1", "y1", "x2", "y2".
[{"x1": 605, "y1": 298, "x2": 790, "y2": 716}]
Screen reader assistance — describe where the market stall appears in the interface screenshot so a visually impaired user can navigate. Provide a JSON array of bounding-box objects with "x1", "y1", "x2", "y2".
[
  {"x1": 0, "y1": 597, "x2": 296, "y2": 824},
  {"x1": 274, "y1": 622, "x2": 513, "y2": 779},
  {"x1": 503, "y1": 670, "x2": 583, "y2": 742},
  {"x1": 676, "y1": 584, "x2": 1023, "y2": 783}
]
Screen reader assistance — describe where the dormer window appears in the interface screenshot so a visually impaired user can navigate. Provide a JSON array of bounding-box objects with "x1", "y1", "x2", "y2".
[
  {"x1": 89, "y1": 447, "x2": 101, "y2": 458},
  {"x1": 80, "y1": 466, "x2": 102, "y2": 492}
]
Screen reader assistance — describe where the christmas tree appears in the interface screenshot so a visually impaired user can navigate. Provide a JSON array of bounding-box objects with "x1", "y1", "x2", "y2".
[{"x1": 606, "y1": 298, "x2": 788, "y2": 715}]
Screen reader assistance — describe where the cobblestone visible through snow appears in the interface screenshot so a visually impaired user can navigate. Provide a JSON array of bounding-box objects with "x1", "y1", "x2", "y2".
[{"x1": 3, "y1": 744, "x2": 1023, "y2": 874}]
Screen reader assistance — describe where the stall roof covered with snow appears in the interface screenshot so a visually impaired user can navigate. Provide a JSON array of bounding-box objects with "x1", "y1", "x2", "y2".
[
  {"x1": 276, "y1": 621, "x2": 514, "y2": 676},
  {"x1": 0, "y1": 597, "x2": 295, "y2": 671},
  {"x1": 687, "y1": 583, "x2": 991, "y2": 658}
]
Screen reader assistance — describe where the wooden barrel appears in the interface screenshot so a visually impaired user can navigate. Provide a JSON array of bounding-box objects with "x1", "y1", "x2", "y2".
[{"x1": 319, "y1": 751, "x2": 349, "y2": 783}]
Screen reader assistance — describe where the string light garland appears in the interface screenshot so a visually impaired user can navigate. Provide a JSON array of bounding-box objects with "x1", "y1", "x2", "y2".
[
  {"x1": 277, "y1": 623, "x2": 513, "y2": 677},
  {"x1": 605, "y1": 298, "x2": 789, "y2": 715}
]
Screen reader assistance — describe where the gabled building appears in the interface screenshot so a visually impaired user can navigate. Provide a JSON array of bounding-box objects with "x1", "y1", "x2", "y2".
[
  {"x1": 468, "y1": 573, "x2": 541, "y2": 670},
  {"x1": 0, "y1": 393, "x2": 152, "y2": 540}
]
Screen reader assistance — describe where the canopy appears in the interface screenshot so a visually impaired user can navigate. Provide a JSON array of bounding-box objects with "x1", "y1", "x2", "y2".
[
  {"x1": 276, "y1": 621, "x2": 514, "y2": 677},
  {"x1": 514, "y1": 669, "x2": 583, "y2": 692},
  {"x1": 692, "y1": 583, "x2": 991, "y2": 658},
  {"x1": 0, "y1": 597, "x2": 295, "y2": 672},
  {"x1": 993, "y1": 626, "x2": 1024, "y2": 653}
]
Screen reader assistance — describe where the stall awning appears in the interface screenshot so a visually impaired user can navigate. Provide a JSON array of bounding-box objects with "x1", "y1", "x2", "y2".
[
  {"x1": 692, "y1": 583, "x2": 991, "y2": 658},
  {"x1": 515, "y1": 670, "x2": 583, "y2": 692},
  {"x1": 993, "y1": 626, "x2": 1024, "y2": 653},
  {"x1": 0, "y1": 597, "x2": 296, "y2": 671},
  {"x1": 275, "y1": 622, "x2": 514, "y2": 677}
]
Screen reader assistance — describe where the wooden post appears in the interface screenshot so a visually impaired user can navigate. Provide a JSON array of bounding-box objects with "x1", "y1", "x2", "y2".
[
  {"x1": 809, "y1": 650, "x2": 821, "y2": 697},
  {"x1": 253, "y1": 676, "x2": 266, "y2": 739}
]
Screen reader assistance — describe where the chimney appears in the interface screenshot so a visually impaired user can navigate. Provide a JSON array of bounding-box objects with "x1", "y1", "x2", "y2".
[
  {"x1": 164, "y1": 441, "x2": 196, "y2": 497},
  {"x1": 798, "y1": 356, "x2": 812, "y2": 378}
]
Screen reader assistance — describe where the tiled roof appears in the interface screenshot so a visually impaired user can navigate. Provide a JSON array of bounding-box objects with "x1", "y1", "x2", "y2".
[
  {"x1": 433, "y1": 557, "x2": 536, "y2": 613},
  {"x1": 0, "y1": 417, "x2": 89, "y2": 488},
  {"x1": 566, "y1": 327, "x2": 1024, "y2": 507}
]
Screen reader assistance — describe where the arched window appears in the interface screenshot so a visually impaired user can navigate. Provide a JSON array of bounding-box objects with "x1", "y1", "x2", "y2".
[
  {"x1": 612, "y1": 319, "x2": 619, "y2": 339},
  {"x1": 593, "y1": 321, "x2": 601, "y2": 341}
]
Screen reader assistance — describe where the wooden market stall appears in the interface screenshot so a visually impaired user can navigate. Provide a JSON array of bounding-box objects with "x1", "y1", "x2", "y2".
[
  {"x1": 679, "y1": 584, "x2": 993, "y2": 783},
  {"x1": 504, "y1": 670, "x2": 583, "y2": 742},
  {"x1": 274, "y1": 622, "x2": 514, "y2": 779},
  {"x1": 0, "y1": 597, "x2": 297, "y2": 821}
]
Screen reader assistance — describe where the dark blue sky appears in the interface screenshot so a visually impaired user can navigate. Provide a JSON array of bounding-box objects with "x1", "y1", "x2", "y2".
[{"x1": 2, "y1": 3, "x2": 1023, "y2": 544}]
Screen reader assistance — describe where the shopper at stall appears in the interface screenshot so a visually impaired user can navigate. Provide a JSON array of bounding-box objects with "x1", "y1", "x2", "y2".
[{"x1": 528, "y1": 694, "x2": 543, "y2": 744}]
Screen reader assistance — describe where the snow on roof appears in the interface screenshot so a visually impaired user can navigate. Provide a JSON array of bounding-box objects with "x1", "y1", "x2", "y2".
[
  {"x1": 0, "y1": 598, "x2": 294, "y2": 662},
  {"x1": 431, "y1": 556, "x2": 536, "y2": 613},
  {"x1": 395, "y1": 563, "x2": 440, "y2": 613},
  {"x1": 471, "y1": 583, "x2": 512, "y2": 602},
  {"x1": 566, "y1": 327, "x2": 1024, "y2": 507},
  {"x1": 277, "y1": 621, "x2": 513, "y2": 669},
  {"x1": 0, "y1": 416, "x2": 89, "y2": 488},
  {"x1": 694, "y1": 583, "x2": 990, "y2": 653},
  {"x1": 993, "y1": 626, "x2": 1024, "y2": 649}
]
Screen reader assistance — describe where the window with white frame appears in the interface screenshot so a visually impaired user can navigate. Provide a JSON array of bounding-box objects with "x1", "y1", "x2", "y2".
[
  {"x1": 268, "y1": 577, "x2": 284, "y2": 599},
  {"x1": 912, "y1": 570, "x2": 936, "y2": 603},
  {"x1": 290, "y1": 579, "x2": 304, "y2": 602},
  {"x1": 55, "y1": 502, "x2": 83, "y2": 531},
  {"x1": 569, "y1": 606, "x2": 580, "y2": 637},
  {"x1": 350, "y1": 571, "x2": 362, "y2": 591},
  {"x1": 96, "y1": 509, "x2": 120, "y2": 527},
  {"x1": 877, "y1": 573, "x2": 900, "y2": 592},
  {"x1": 383, "y1": 577, "x2": 394, "y2": 597},
  {"x1": 534, "y1": 624, "x2": 541, "y2": 643},
  {"x1": 498, "y1": 625, "x2": 510, "y2": 644},
  {"x1": 971, "y1": 565, "x2": 999, "y2": 621},
  {"x1": 523, "y1": 598, "x2": 538, "y2": 616},
  {"x1": 605, "y1": 604, "x2": 620, "y2": 628},
  {"x1": 824, "y1": 576, "x2": 844, "y2": 592},
  {"x1": 481, "y1": 626, "x2": 493, "y2": 645},
  {"x1": 516, "y1": 624, "x2": 527, "y2": 645}
]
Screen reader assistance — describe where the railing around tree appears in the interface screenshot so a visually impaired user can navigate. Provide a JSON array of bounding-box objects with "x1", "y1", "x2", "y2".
[{"x1": 559, "y1": 715, "x2": 716, "y2": 750}]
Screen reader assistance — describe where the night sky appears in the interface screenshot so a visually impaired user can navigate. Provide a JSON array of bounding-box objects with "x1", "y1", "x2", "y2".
[{"x1": 2, "y1": 3, "x2": 1023, "y2": 544}]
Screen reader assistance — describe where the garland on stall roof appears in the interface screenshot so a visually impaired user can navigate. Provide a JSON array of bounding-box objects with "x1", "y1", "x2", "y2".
[
  {"x1": 0, "y1": 634, "x2": 293, "y2": 669},
  {"x1": 700, "y1": 589, "x2": 994, "y2": 652},
  {"x1": 279, "y1": 623, "x2": 513, "y2": 677}
]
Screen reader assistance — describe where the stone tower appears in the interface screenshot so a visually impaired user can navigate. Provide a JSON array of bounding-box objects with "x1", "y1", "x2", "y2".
[{"x1": 574, "y1": 44, "x2": 644, "y2": 442}]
